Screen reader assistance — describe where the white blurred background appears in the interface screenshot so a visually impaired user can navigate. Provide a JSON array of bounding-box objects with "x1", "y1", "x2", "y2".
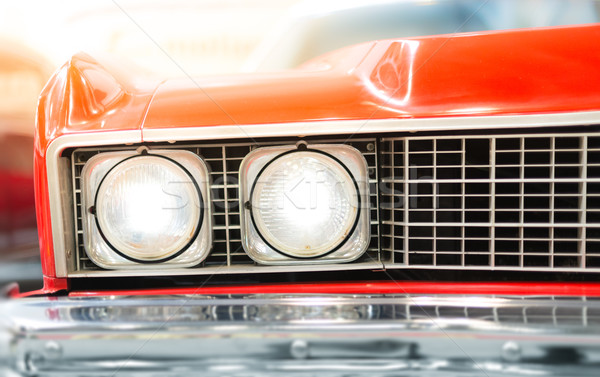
[{"x1": 0, "y1": 0, "x2": 301, "y2": 79}]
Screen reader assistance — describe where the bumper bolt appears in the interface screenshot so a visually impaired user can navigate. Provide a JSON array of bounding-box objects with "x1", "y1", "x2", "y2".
[
  {"x1": 501, "y1": 341, "x2": 521, "y2": 362},
  {"x1": 290, "y1": 339, "x2": 309, "y2": 360},
  {"x1": 44, "y1": 341, "x2": 63, "y2": 360}
]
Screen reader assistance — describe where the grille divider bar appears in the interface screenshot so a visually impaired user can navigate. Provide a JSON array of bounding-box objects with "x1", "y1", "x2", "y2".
[
  {"x1": 490, "y1": 137, "x2": 497, "y2": 268},
  {"x1": 582, "y1": 136, "x2": 588, "y2": 268},
  {"x1": 461, "y1": 138, "x2": 466, "y2": 267},
  {"x1": 222, "y1": 146, "x2": 231, "y2": 267},
  {"x1": 550, "y1": 137, "x2": 556, "y2": 268},
  {"x1": 403, "y1": 138, "x2": 409, "y2": 266},
  {"x1": 519, "y1": 137, "x2": 525, "y2": 268},
  {"x1": 433, "y1": 139, "x2": 438, "y2": 266}
]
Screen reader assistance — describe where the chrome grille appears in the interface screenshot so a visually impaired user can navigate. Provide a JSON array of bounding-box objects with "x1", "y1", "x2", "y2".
[
  {"x1": 69, "y1": 131, "x2": 600, "y2": 276},
  {"x1": 201, "y1": 143, "x2": 249, "y2": 267},
  {"x1": 70, "y1": 138, "x2": 381, "y2": 275},
  {"x1": 380, "y1": 133, "x2": 600, "y2": 271}
]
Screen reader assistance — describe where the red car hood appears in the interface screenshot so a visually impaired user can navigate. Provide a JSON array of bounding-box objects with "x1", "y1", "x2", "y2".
[{"x1": 142, "y1": 23, "x2": 600, "y2": 132}]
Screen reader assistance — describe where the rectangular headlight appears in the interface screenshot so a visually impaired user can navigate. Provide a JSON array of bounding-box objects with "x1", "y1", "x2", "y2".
[
  {"x1": 239, "y1": 143, "x2": 370, "y2": 265},
  {"x1": 80, "y1": 148, "x2": 212, "y2": 269}
]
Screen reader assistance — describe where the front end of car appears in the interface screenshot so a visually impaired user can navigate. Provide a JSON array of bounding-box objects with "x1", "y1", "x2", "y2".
[{"x1": 3, "y1": 24, "x2": 600, "y2": 376}]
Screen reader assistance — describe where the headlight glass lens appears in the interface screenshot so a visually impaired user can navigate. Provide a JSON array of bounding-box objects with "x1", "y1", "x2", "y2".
[
  {"x1": 95, "y1": 156, "x2": 201, "y2": 262},
  {"x1": 250, "y1": 151, "x2": 358, "y2": 258}
]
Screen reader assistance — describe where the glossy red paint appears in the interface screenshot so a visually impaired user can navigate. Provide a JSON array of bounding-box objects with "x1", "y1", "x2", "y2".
[
  {"x1": 33, "y1": 143, "x2": 54, "y2": 277},
  {"x1": 11, "y1": 276, "x2": 68, "y2": 298},
  {"x1": 142, "y1": 24, "x2": 600, "y2": 130},
  {"x1": 34, "y1": 24, "x2": 600, "y2": 291},
  {"x1": 35, "y1": 53, "x2": 154, "y2": 278},
  {"x1": 69, "y1": 281, "x2": 600, "y2": 298}
]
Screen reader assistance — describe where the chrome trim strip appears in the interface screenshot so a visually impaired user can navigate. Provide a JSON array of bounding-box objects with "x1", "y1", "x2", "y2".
[
  {"x1": 3, "y1": 294, "x2": 600, "y2": 376},
  {"x1": 142, "y1": 111, "x2": 600, "y2": 142},
  {"x1": 47, "y1": 111, "x2": 600, "y2": 276},
  {"x1": 67, "y1": 261, "x2": 384, "y2": 277},
  {"x1": 46, "y1": 131, "x2": 142, "y2": 277}
]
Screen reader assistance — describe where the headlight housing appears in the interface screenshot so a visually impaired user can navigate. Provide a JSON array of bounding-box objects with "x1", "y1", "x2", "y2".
[
  {"x1": 80, "y1": 149, "x2": 212, "y2": 269},
  {"x1": 240, "y1": 143, "x2": 370, "y2": 264}
]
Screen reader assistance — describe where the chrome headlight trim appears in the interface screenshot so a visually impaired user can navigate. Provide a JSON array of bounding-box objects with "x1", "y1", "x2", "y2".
[
  {"x1": 80, "y1": 148, "x2": 212, "y2": 269},
  {"x1": 240, "y1": 143, "x2": 370, "y2": 265},
  {"x1": 93, "y1": 154, "x2": 204, "y2": 264}
]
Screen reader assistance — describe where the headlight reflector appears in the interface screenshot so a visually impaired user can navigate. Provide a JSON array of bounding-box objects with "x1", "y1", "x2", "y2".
[{"x1": 95, "y1": 156, "x2": 202, "y2": 262}]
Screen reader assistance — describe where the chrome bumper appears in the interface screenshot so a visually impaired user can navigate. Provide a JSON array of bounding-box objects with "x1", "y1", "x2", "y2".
[{"x1": 2, "y1": 293, "x2": 600, "y2": 376}]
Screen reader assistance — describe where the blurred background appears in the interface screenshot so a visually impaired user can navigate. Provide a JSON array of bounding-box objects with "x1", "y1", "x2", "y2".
[{"x1": 0, "y1": 0, "x2": 597, "y2": 290}]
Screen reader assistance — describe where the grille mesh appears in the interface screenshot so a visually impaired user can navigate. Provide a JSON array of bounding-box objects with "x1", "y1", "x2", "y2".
[
  {"x1": 70, "y1": 131, "x2": 600, "y2": 275},
  {"x1": 380, "y1": 133, "x2": 600, "y2": 270}
]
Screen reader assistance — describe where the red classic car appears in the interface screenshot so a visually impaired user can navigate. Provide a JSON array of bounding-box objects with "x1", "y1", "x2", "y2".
[{"x1": 3, "y1": 1, "x2": 600, "y2": 375}]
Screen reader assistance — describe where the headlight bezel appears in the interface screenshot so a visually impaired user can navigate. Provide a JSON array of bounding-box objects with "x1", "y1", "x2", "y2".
[
  {"x1": 240, "y1": 143, "x2": 371, "y2": 265},
  {"x1": 93, "y1": 153, "x2": 205, "y2": 263},
  {"x1": 80, "y1": 148, "x2": 212, "y2": 269}
]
